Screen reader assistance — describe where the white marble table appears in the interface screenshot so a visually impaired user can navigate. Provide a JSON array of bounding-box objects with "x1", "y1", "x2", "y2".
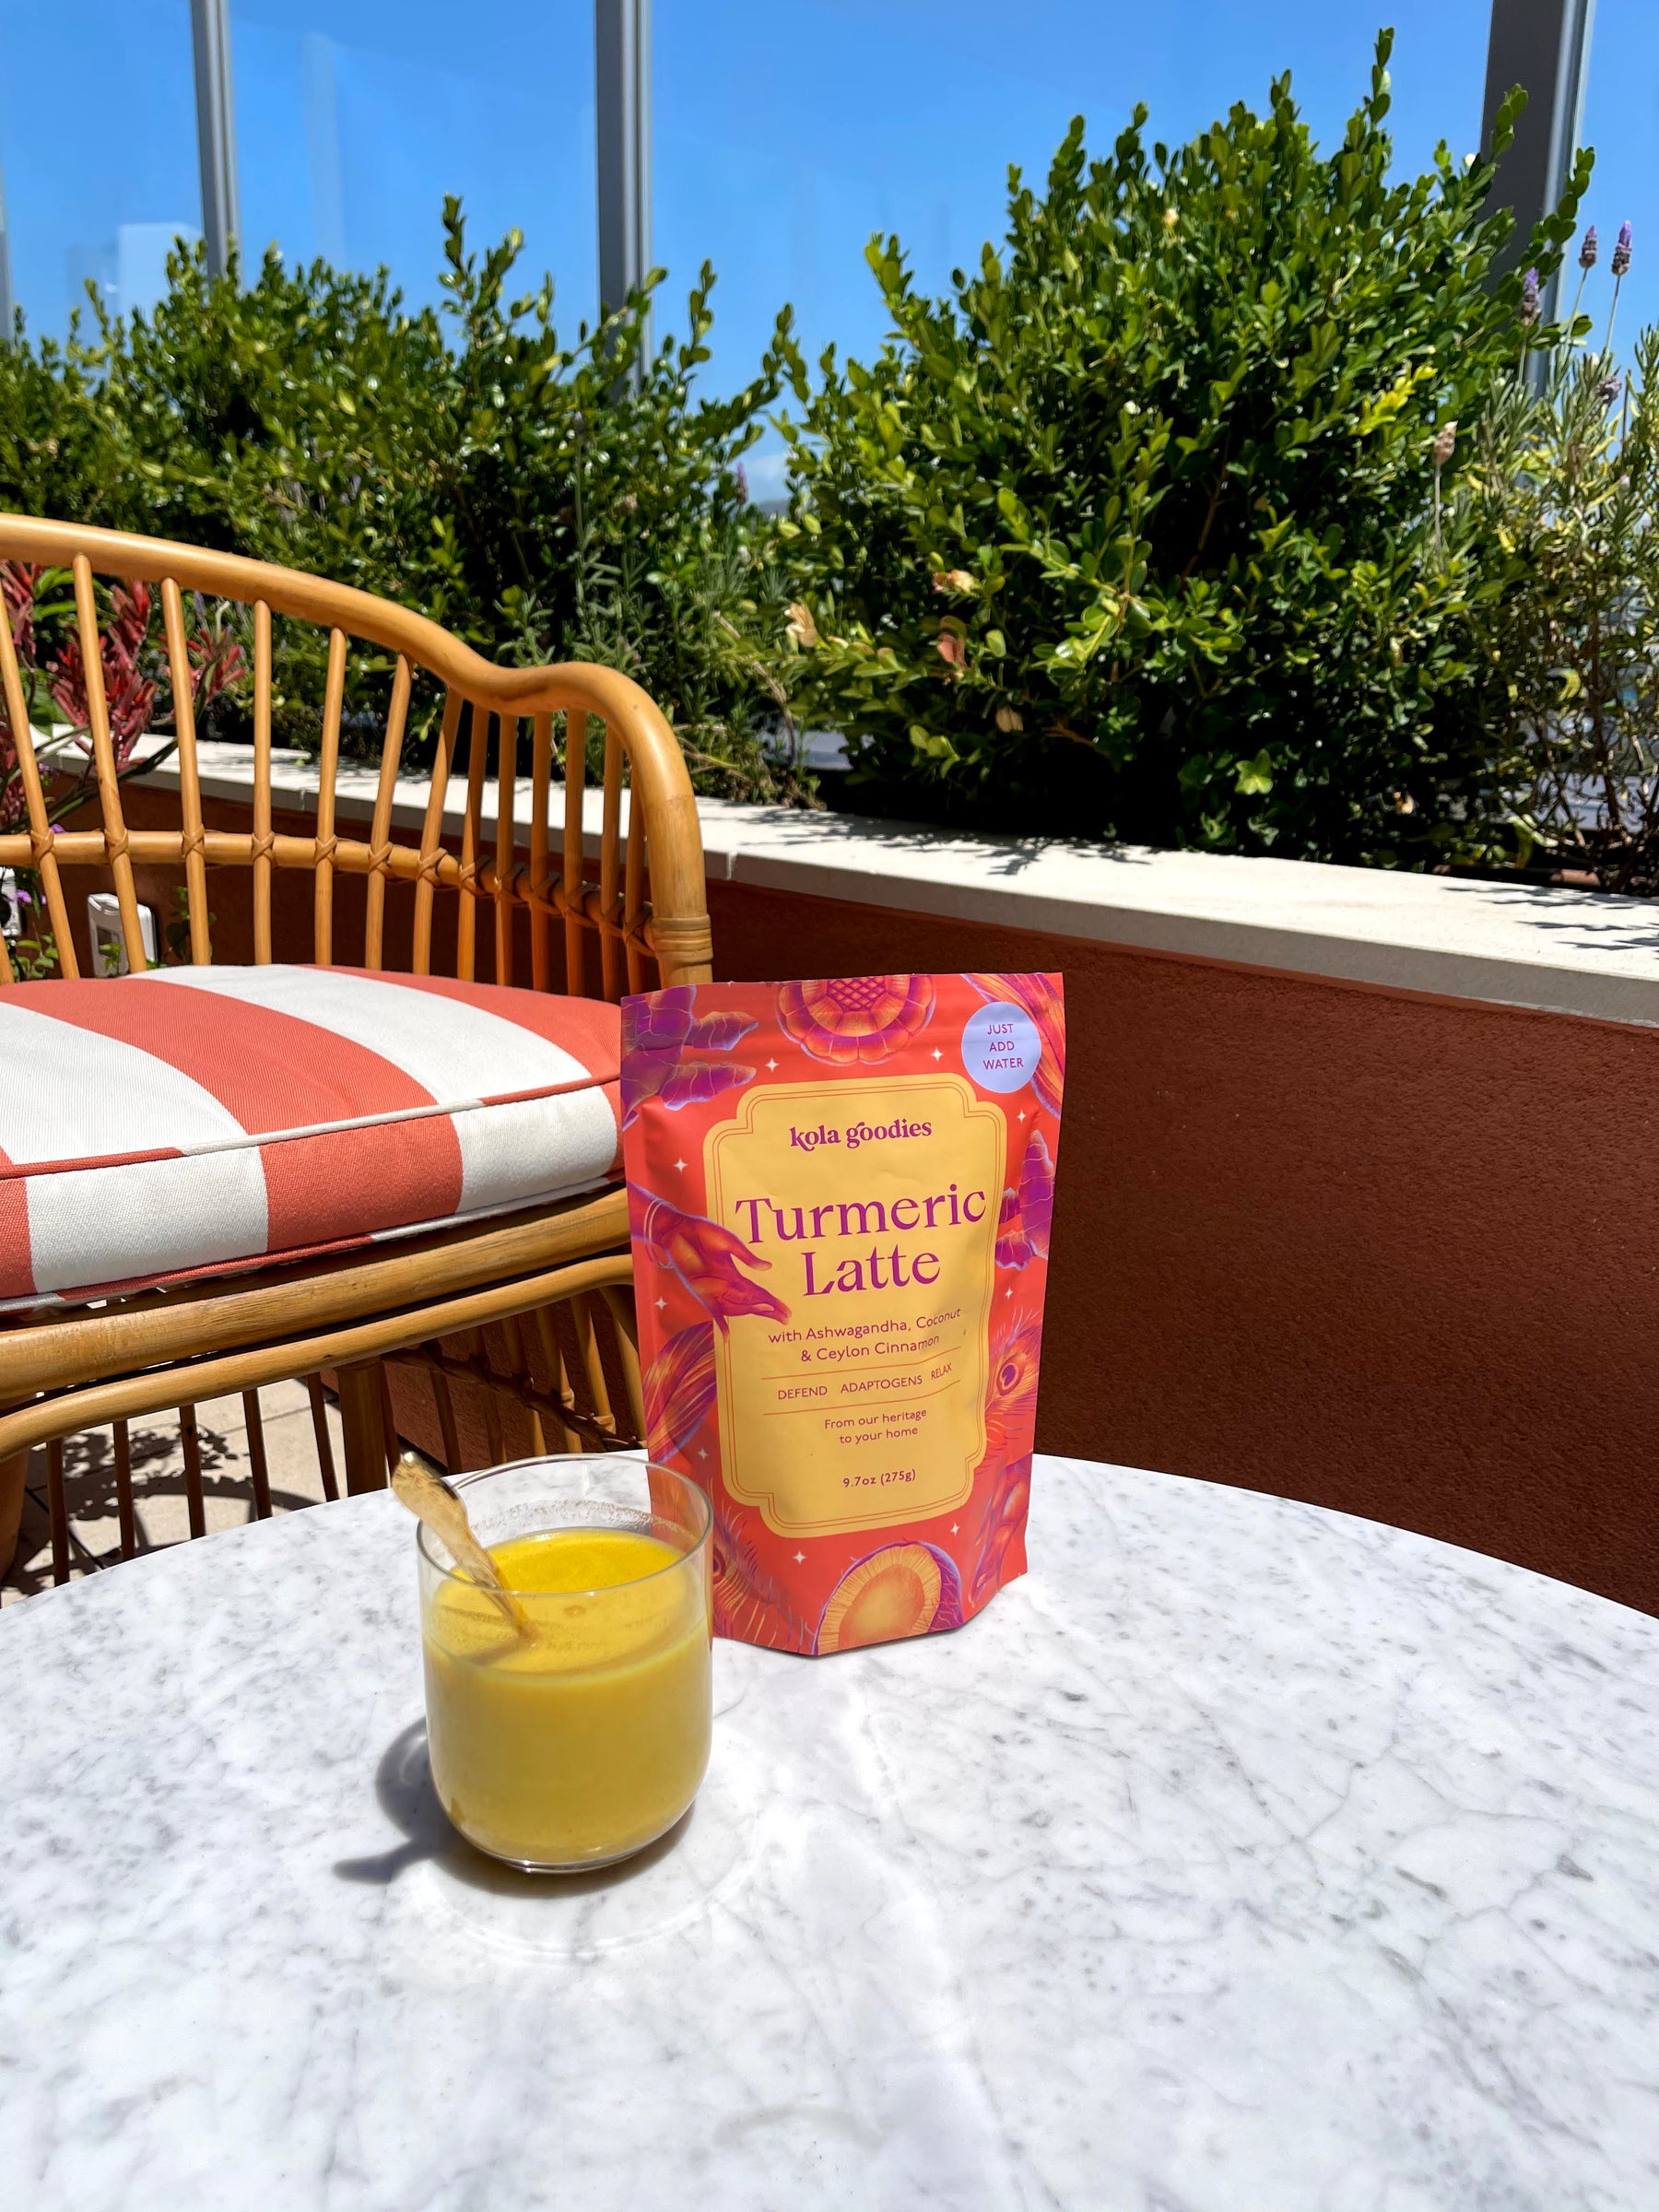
[{"x1": 4, "y1": 1458, "x2": 1658, "y2": 2211}]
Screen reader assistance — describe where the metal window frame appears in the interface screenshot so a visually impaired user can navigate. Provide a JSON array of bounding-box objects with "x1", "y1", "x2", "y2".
[
  {"x1": 1482, "y1": 0, "x2": 1597, "y2": 308},
  {"x1": 191, "y1": 0, "x2": 241, "y2": 281},
  {"x1": 595, "y1": 0, "x2": 653, "y2": 374}
]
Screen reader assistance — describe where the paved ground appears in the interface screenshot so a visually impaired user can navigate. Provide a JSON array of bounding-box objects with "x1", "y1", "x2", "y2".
[{"x1": 2, "y1": 1380, "x2": 347, "y2": 1606}]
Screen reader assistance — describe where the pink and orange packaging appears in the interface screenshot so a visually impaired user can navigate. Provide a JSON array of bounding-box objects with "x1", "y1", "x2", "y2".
[{"x1": 621, "y1": 972, "x2": 1065, "y2": 1655}]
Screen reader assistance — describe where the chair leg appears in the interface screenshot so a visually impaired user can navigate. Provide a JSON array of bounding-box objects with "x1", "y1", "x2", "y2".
[
  {"x1": 429, "y1": 1361, "x2": 464, "y2": 1475},
  {"x1": 0, "y1": 1447, "x2": 29, "y2": 1580},
  {"x1": 243, "y1": 1391, "x2": 272, "y2": 1520},
  {"x1": 377, "y1": 1367, "x2": 401, "y2": 1476},
  {"x1": 179, "y1": 1405, "x2": 206, "y2": 1539},
  {"x1": 113, "y1": 1420, "x2": 136, "y2": 1558},
  {"x1": 336, "y1": 1361, "x2": 389, "y2": 1496},
  {"x1": 47, "y1": 1439, "x2": 68, "y2": 1584},
  {"x1": 306, "y1": 1376, "x2": 340, "y2": 1501}
]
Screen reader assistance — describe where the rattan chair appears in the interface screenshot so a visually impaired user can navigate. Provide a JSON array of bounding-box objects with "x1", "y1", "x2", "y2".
[{"x1": 0, "y1": 515, "x2": 713, "y2": 1584}]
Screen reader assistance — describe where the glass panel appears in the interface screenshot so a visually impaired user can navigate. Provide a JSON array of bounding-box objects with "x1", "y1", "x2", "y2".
[
  {"x1": 655, "y1": 0, "x2": 1491, "y2": 500},
  {"x1": 231, "y1": 1, "x2": 594, "y2": 323},
  {"x1": 0, "y1": 0, "x2": 200, "y2": 340},
  {"x1": 1575, "y1": 0, "x2": 1659, "y2": 354}
]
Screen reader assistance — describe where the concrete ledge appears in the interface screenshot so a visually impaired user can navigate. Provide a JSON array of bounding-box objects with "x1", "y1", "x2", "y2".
[{"x1": 142, "y1": 741, "x2": 1659, "y2": 1028}]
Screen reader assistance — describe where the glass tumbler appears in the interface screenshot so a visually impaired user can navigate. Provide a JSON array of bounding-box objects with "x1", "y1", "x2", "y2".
[{"x1": 415, "y1": 1454, "x2": 712, "y2": 1872}]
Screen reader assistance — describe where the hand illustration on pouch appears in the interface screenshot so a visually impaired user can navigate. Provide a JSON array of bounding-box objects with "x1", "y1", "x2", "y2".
[{"x1": 631, "y1": 1190, "x2": 790, "y2": 1329}]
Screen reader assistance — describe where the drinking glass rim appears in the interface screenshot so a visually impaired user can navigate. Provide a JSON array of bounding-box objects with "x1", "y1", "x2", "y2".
[{"x1": 415, "y1": 1454, "x2": 712, "y2": 1598}]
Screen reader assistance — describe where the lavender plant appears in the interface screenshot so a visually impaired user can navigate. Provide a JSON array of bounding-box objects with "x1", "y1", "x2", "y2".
[{"x1": 1464, "y1": 225, "x2": 1659, "y2": 891}]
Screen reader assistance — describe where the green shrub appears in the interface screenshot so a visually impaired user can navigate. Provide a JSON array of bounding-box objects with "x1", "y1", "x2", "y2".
[
  {"x1": 0, "y1": 206, "x2": 807, "y2": 798},
  {"x1": 779, "y1": 36, "x2": 1585, "y2": 861}
]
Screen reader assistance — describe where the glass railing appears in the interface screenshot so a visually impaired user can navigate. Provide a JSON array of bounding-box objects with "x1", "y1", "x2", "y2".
[
  {"x1": 653, "y1": 0, "x2": 1491, "y2": 497},
  {"x1": 0, "y1": 0, "x2": 199, "y2": 339},
  {"x1": 229, "y1": 0, "x2": 594, "y2": 320}
]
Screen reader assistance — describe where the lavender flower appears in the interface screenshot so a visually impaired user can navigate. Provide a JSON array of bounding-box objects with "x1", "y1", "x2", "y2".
[
  {"x1": 1580, "y1": 225, "x2": 1599, "y2": 269},
  {"x1": 1605, "y1": 225, "x2": 1634, "y2": 354},
  {"x1": 1598, "y1": 372, "x2": 1622, "y2": 407},
  {"x1": 1520, "y1": 267, "x2": 1541, "y2": 328}
]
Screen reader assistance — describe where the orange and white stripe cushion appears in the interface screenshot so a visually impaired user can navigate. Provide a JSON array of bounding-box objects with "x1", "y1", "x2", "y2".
[{"x1": 0, "y1": 967, "x2": 621, "y2": 1309}]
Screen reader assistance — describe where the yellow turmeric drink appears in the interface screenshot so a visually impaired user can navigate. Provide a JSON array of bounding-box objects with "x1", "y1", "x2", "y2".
[{"x1": 421, "y1": 1520, "x2": 712, "y2": 1871}]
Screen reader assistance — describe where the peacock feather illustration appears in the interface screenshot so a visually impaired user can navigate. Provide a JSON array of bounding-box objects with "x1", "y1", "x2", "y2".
[
  {"x1": 971, "y1": 1453, "x2": 1032, "y2": 1606},
  {"x1": 712, "y1": 1500, "x2": 816, "y2": 1652},
  {"x1": 641, "y1": 1322, "x2": 717, "y2": 1461}
]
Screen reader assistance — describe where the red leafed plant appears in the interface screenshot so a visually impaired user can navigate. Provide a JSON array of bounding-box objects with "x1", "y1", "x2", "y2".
[
  {"x1": 187, "y1": 606, "x2": 246, "y2": 716},
  {"x1": 2, "y1": 559, "x2": 34, "y2": 665},
  {"x1": 46, "y1": 582, "x2": 159, "y2": 760},
  {"x1": 0, "y1": 563, "x2": 41, "y2": 838},
  {"x1": 0, "y1": 560, "x2": 247, "y2": 956}
]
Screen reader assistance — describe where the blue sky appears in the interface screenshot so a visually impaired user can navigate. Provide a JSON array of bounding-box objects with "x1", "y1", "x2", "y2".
[
  {"x1": 1572, "y1": 0, "x2": 1659, "y2": 366},
  {"x1": 655, "y1": 4, "x2": 1490, "y2": 384},
  {"x1": 2, "y1": 0, "x2": 1653, "y2": 476}
]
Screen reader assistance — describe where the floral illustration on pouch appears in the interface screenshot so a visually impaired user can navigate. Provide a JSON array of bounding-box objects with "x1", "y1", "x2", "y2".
[
  {"x1": 965, "y1": 971, "x2": 1065, "y2": 1115},
  {"x1": 995, "y1": 1129, "x2": 1056, "y2": 1270},
  {"x1": 642, "y1": 1322, "x2": 717, "y2": 1459},
  {"x1": 621, "y1": 985, "x2": 758, "y2": 1128},
  {"x1": 631, "y1": 1189, "x2": 791, "y2": 1330},
  {"x1": 777, "y1": 975, "x2": 935, "y2": 1065}
]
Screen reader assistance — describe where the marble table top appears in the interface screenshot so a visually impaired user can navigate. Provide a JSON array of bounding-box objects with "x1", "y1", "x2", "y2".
[{"x1": 4, "y1": 1457, "x2": 1658, "y2": 2211}]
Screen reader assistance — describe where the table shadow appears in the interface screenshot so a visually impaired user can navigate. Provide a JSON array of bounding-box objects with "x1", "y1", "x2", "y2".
[{"x1": 332, "y1": 1719, "x2": 694, "y2": 1898}]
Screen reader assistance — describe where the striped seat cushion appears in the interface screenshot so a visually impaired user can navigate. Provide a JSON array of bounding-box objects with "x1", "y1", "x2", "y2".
[{"x1": 0, "y1": 967, "x2": 622, "y2": 1309}]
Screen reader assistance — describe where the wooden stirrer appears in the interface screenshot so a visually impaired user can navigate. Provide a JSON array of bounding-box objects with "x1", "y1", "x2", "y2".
[{"x1": 391, "y1": 1451, "x2": 536, "y2": 1643}]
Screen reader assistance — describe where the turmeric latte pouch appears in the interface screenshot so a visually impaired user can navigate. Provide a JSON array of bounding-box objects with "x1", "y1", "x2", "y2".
[{"x1": 621, "y1": 972, "x2": 1065, "y2": 1655}]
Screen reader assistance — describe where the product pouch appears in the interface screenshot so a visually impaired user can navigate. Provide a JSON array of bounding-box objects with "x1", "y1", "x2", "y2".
[{"x1": 621, "y1": 972, "x2": 1065, "y2": 1654}]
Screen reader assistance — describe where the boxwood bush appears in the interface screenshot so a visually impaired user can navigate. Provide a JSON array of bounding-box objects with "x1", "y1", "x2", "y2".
[
  {"x1": 778, "y1": 37, "x2": 1585, "y2": 863},
  {"x1": 0, "y1": 205, "x2": 806, "y2": 797}
]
